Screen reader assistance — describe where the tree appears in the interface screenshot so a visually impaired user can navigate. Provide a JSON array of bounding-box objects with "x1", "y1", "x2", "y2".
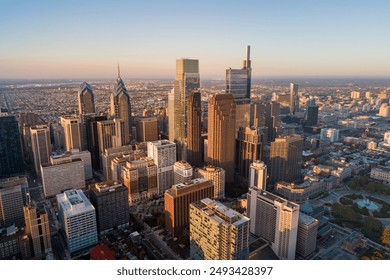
[
  {"x1": 362, "y1": 216, "x2": 383, "y2": 243},
  {"x1": 381, "y1": 227, "x2": 390, "y2": 246}
]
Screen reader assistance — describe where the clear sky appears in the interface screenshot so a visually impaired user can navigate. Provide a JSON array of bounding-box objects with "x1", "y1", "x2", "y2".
[{"x1": 1, "y1": 0, "x2": 390, "y2": 79}]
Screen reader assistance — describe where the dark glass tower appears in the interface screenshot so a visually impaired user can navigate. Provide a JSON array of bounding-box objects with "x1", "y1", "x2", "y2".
[{"x1": 187, "y1": 90, "x2": 202, "y2": 167}]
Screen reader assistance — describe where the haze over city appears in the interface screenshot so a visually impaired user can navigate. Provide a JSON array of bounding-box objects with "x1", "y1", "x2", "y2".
[{"x1": 1, "y1": 0, "x2": 390, "y2": 79}]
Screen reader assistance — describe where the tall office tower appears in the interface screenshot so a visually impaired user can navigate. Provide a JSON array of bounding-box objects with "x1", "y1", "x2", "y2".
[
  {"x1": 50, "y1": 122, "x2": 64, "y2": 150},
  {"x1": 236, "y1": 126, "x2": 263, "y2": 179},
  {"x1": 60, "y1": 115, "x2": 83, "y2": 152},
  {"x1": 195, "y1": 165, "x2": 225, "y2": 199},
  {"x1": 165, "y1": 178, "x2": 213, "y2": 237},
  {"x1": 0, "y1": 115, "x2": 24, "y2": 178},
  {"x1": 0, "y1": 176, "x2": 28, "y2": 206},
  {"x1": 173, "y1": 160, "x2": 193, "y2": 184},
  {"x1": 270, "y1": 135, "x2": 303, "y2": 183},
  {"x1": 290, "y1": 83, "x2": 299, "y2": 115},
  {"x1": 78, "y1": 82, "x2": 95, "y2": 115},
  {"x1": 265, "y1": 101, "x2": 281, "y2": 143},
  {"x1": 248, "y1": 160, "x2": 267, "y2": 190},
  {"x1": 168, "y1": 58, "x2": 200, "y2": 160},
  {"x1": 102, "y1": 145, "x2": 136, "y2": 180},
  {"x1": 190, "y1": 198, "x2": 249, "y2": 260},
  {"x1": 187, "y1": 90, "x2": 203, "y2": 167},
  {"x1": 20, "y1": 112, "x2": 41, "y2": 162},
  {"x1": 251, "y1": 103, "x2": 265, "y2": 127},
  {"x1": 23, "y1": 203, "x2": 52, "y2": 259},
  {"x1": 97, "y1": 119, "x2": 125, "y2": 155},
  {"x1": 41, "y1": 156, "x2": 85, "y2": 197},
  {"x1": 19, "y1": 112, "x2": 40, "y2": 128},
  {"x1": 57, "y1": 189, "x2": 98, "y2": 253},
  {"x1": 122, "y1": 157, "x2": 158, "y2": 204},
  {"x1": 89, "y1": 181, "x2": 129, "y2": 234},
  {"x1": 30, "y1": 125, "x2": 51, "y2": 176},
  {"x1": 0, "y1": 178, "x2": 25, "y2": 228},
  {"x1": 147, "y1": 140, "x2": 176, "y2": 194},
  {"x1": 135, "y1": 116, "x2": 158, "y2": 142},
  {"x1": 247, "y1": 188, "x2": 299, "y2": 260},
  {"x1": 305, "y1": 97, "x2": 318, "y2": 126},
  {"x1": 296, "y1": 213, "x2": 319, "y2": 258},
  {"x1": 110, "y1": 66, "x2": 131, "y2": 144},
  {"x1": 85, "y1": 114, "x2": 107, "y2": 170},
  {"x1": 207, "y1": 93, "x2": 236, "y2": 188}
]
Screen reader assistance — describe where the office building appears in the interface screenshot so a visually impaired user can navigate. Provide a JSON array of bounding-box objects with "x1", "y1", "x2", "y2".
[
  {"x1": 19, "y1": 112, "x2": 40, "y2": 128},
  {"x1": 305, "y1": 97, "x2": 319, "y2": 126},
  {"x1": 122, "y1": 157, "x2": 158, "y2": 204},
  {"x1": 89, "y1": 181, "x2": 129, "y2": 234},
  {"x1": 84, "y1": 114, "x2": 107, "y2": 170},
  {"x1": 270, "y1": 135, "x2": 303, "y2": 183},
  {"x1": 78, "y1": 82, "x2": 95, "y2": 115},
  {"x1": 247, "y1": 188, "x2": 299, "y2": 260},
  {"x1": 0, "y1": 176, "x2": 28, "y2": 206},
  {"x1": 30, "y1": 125, "x2": 51, "y2": 175},
  {"x1": 57, "y1": 189, "x2": 98, "y2": 253},
  {"x1": 97, "y1": 119, "x2": 126, "y2": 155},
  {"x1": 110, "y1": 66, "x2": 131, "y2": 144},
  {"x1": 207, "y1": 93, "x2": 236, "y2": 188},
  {"x1": 101, "y1": 145, "x2": 136, "y2": 180},
  {"x1": 265, "y1": 101, "x2": 281, "y2": 142},
  {"x1": 275, "y1": 180, "x2": 326, "y2": 202},
  {"x1": 290, "y1": 83, "x2": 299, "y2": 115},
  {"x1": 41, "y1": 156, "x2": 85, "y2": 197},
  {"x1": 251, "y1": 103, "x2": 265, "y2": 127},
  {"x1": 136, "y1": 117, "x2": 158, "y2": 142},
  {"x1": 187, "y1": 90, "x2": 203, "y2": 167},
  {"x1": 371, "y1": 166, "x2": 390, "y2": 184},
  {"x1": 320, "y1": 128, "x2": 339, "y2": 143},
  {"x1": 173, "y1": 160, "x2": 193, "y2": 184},
  {"x1": 60, "y1": 115, "x2": 83, "y2": 152},
  {"x1": 23, "y1": 203, "x2": 52, "y2": 259},
  {"x1": 164, "y1": 178, "x2": 213, "y2": 237},
  {"x1": 147, "y1": 140, "x2": 176, "y2": 194},
  {"x1": 0, "y1": 178, "x2": 25, "y2": 228},
  {"x1": 0, "y1": 115, "x2": 24, "y2": 178},
  {"x1": 190, "y1": 198, "x2": 249, "y2": 260},
  {"x1": 296, "y1": 213, "x2": 318, "y2": 258},
  {"x1": 110, "y1": 147, "x2": 147, "y2": 182},
  {"x1": 236, "y1": 126, "x2": 263, "y2": 179},
  {"x1": 195, "y1": 165, "x2": 225, "y2": 199},
  {"x1": 248, "y1": 160, "x2": 267, "y2": 190},
  {"x1": 168, "y1": 58, "x2": 200, "y2": 160}
]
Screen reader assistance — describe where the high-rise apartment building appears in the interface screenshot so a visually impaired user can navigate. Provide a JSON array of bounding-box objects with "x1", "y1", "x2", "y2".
[
  {"x1": 122, "y1": 157, "x2": 158, "y2": 204},
  {"x1": 147, "y1": 140, "x2": 176, "y2": 194},
  {"x1": 0, "y1": 115, "x2": 24, "y2": 178},
  {"x1": 0, "y1": 178, "x2": 25, "y2": 228},
  {"x1": 190, "y1": 198, "x2": 249, "y2": 260},
  {"x1": 248, "y1": 160, "x2": 267, "y2": 191},
  {"x1": 173, "y1": 160, "x2": 193, "y2": 184},
  {"x1": 78, "y1": 82, "x2": 95, "y2": 115},
  {"x1": 23, "y1": 203, "x2": 52, "y2": 259},
  {"x1": 110, "y1": 66, "x2": 131, "y2": 144},
  {"x1": 57, "y1": 189, "x2": 98, "y2": 253},
  {"x1": 187, "y1": 90, "x2": 202, "y2": 167},
  {"x1": 305, "y1": 97, "x2": 319, "y2": 126},
  {"x1": 89, "y1": 181, "x2": 129, "y2": 234},
  {"x1": 168, "y1": 58, "x2": 200, "y2": 160},
  {"x1": 30, "y1": 125, "x2": 51, "y2": 176},
  {"x1": 164, "y1": 178, "x2": 213, "y2": 237},
  {"x1": 270, "y1": 135, "x2": 303, "y2": 183},
  {"x1": 135, "y1": 116, "x2": 158, "y2": 142},
  {"x1": 195, "y1": 165, "x2": 225, "y2": 199},
  {"x1": 290, "y1": 83, "x2": 299, "y2": 115},
  {"x1": 236, "y1": 126, "x2": 263, "y2": 179},
  {"x1": 207, "y1": 93, "x2": 236, "y2": 188},
  {"x1": 247, "y1": 188, "x2": 299, "y2": 260},
  {"x1": 296, "y1": 212, "x2": 318, "y2": 258},
  {"x1": 60, "y1": 115, "x2": 83, "y2": 152}
]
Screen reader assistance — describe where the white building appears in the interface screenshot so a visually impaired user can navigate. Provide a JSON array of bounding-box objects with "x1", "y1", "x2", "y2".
[
  {"x1": 248, "y1": 161, "x2": 267, "y2": 190},
  {"x1": 56, "y1": 189, "x2": 98, "y2": 253},
  {"x1": 371, "y1": 166, "x2": 390, "y2": 184},
  {"x1": 320, "y1": 128, "x2": 339, "y2": 143},
  {"x1": 379, "y1": 103, "x2": 390, "y2": 118},
  {"x1": 196, "y1": 165, "x2": 225, "y2": 199},
  {"x1": 173, "y1": 161, "x2": 193, "y2": 184},
  {"x1": 147, "y1": 140, "x2": 176, "y2": 194},
  {"x1": 190, "y1": 198, "x2": 249, "y2": 260}
]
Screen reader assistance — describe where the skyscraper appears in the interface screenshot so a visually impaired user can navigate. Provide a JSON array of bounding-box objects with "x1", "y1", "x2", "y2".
[
  {"x1": 207, "y1": 93, "x2": 236, "y2": 188},
  {"x1": 85, "y1": 114, "x2": 107, "y2": 170},
  {"x1": 190, "y1": 198, "x2": 250, "y2": 260},
  {"x1": 30, "y1": 125, "x2": 51, "y2": 176},
  {"x1": 173, "y1": 160, "x2": 193, "y2": 184},
  {"x1": 0, "y1": 178, "x2": 25, "y2": 228},
  {"x1": 60, "y1": 115, "x2": 83, "y2": 152},
  {"x1": 164, "y1": 178, "x2": 213, "y2": 237},
  {"x1": 0, "y1": 115, "x2": 24, "y2": 178},
  {"x1": 187, "y1": 90, "x2": 202, "y2": 167},
  {"x1": 305, "y1": 97, "x2": 319, "y2": 126},
  {"x1": 195, "y1": 165, "x2": 225, "y2": 199},
  {"x1": 110, "y1": 65, "x2": 131, "y2": 144},
  {"x1": 247, "y1": 188, "x2": 299, "y2": 260},
  {"x1": 135, "y1": 116, "x2": 158, "y2": 142},
  {"x1": 97, "y1": 119, "x2": 125, "y2": 155},
  {"x1": 290, "y1": 83, "x2": 299, "y2": 115},
  {"x1": 265, "y1": 101, "x2": 281, "y2": 143},
  {"x1": 248, "y1": 160, "x2": 267, "y2": 191},
  {"x1": 78, "y1": 82, "x2": 95, "y2": 115},
  {"x1": 270, "y1": 135, "x2": 303, "y2": 183},
  {"x1": 236, "y1": 126, "x2": 263, "y2": 179},
  {"x1": 168, "y1": 59, "x2": 200, "y2": 160},
  {"x1": 296, "y1": 212, "x2": 319, "y2": 258}
]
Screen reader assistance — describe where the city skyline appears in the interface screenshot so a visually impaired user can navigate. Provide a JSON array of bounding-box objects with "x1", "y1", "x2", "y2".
[{"x1": 1, "y1": 1, "x2": 390, "y2": 79}]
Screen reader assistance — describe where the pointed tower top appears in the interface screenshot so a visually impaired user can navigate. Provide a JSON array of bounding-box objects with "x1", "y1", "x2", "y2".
[{"x1": 117, "y1": 64, "x2": 121, "y2": 79}]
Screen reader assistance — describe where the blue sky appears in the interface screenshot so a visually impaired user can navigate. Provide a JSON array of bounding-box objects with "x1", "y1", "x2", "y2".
[{"x1": 0, "y1": 0, "x2": 389, "y2": 79}]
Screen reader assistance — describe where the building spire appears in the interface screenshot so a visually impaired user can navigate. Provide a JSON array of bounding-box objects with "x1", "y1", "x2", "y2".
[{"x1": 117, "y1": 64, "x2": 121, "y2": 79}]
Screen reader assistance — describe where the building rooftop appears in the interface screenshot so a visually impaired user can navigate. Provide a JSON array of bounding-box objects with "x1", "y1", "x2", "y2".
[
  {"x1": 299, "y1": 212, "x2": 318, "y2": 226},
  {"x1": 91, "y1": 181, "x2": 124, "y2": 193},
  {"x1": 372, "y1": 165, "x2": 390, "y2": 172},
  {"x1": 57, "y1": 189, "x2": 95, "y2": 217},
  {"x1": 257, "y1": 191, "x2": 300, "y2": 210}
]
